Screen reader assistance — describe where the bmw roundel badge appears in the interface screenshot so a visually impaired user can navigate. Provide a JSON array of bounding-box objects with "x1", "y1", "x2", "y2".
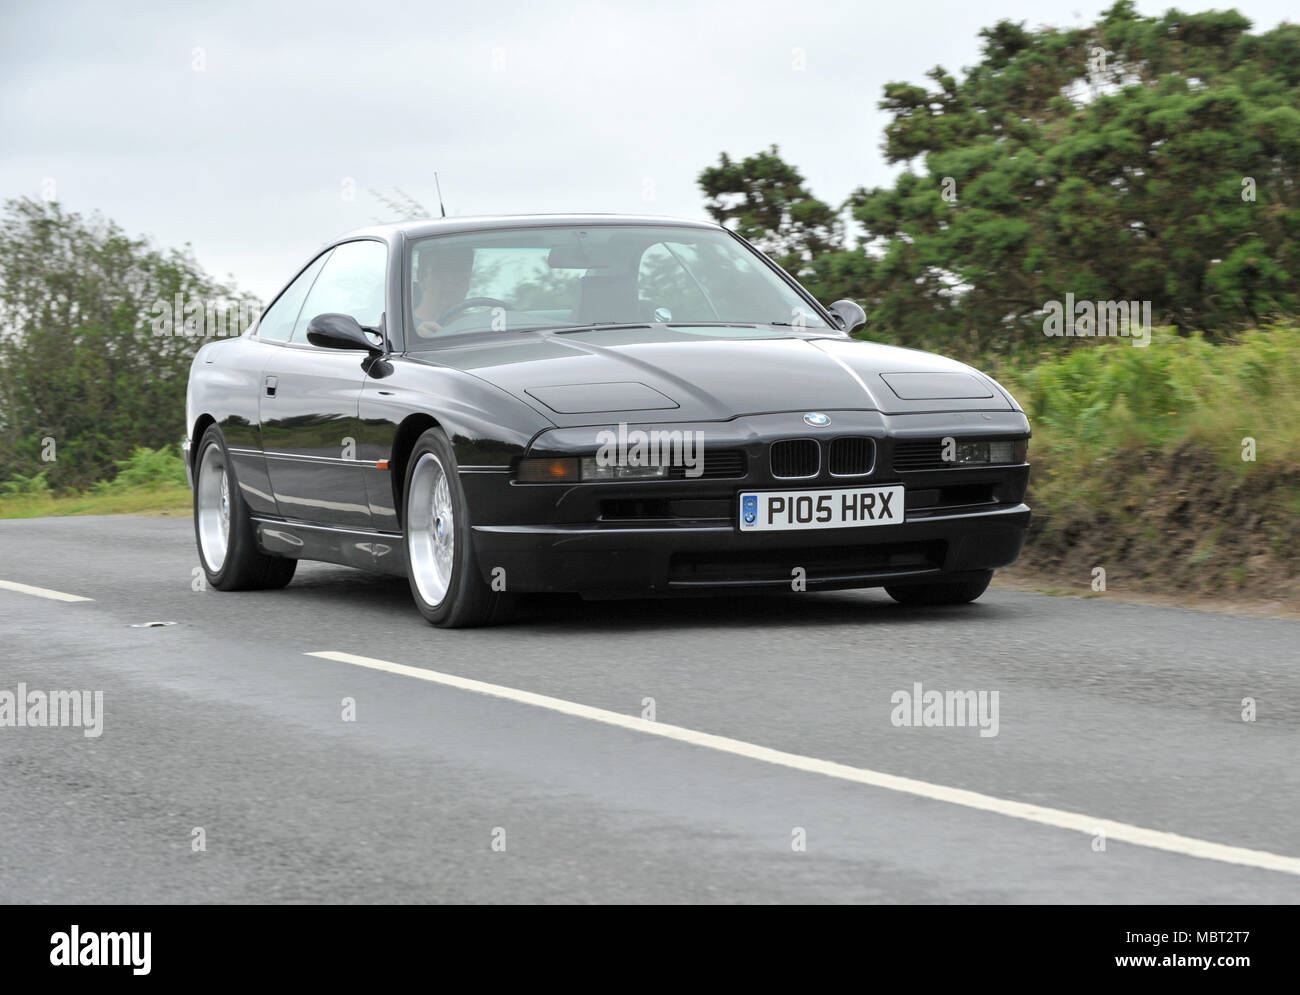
[{"x1": 803, "y1": 412, "x2": 831, "y2": 427}]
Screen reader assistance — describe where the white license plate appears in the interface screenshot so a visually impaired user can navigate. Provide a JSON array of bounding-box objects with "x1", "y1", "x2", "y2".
[{"x1": 738, "y1": 485, "x2": 904, "y2": 532}]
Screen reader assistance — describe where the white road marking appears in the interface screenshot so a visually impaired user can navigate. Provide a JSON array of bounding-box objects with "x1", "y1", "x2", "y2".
[
  {"x1": 308, "y1": 649, "x2": 1300, "y2": 877},
  {"x1": 0, "y1": 579, "x2": 93, "y2": 603}
]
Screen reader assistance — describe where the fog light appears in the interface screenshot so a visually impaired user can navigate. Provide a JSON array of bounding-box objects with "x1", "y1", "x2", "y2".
[{"x1": 580, "y1": 458, "x2": 669, "y2": 481}]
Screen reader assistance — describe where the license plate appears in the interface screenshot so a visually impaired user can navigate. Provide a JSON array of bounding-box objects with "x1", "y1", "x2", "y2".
[{"x1": 738, "y1": 485, "x2": 904, "y2": 532}]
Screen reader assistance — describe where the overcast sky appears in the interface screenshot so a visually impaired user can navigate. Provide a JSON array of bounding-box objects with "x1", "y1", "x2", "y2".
[{"x1": 2, "y1": 0, "x2": 1294, "y2": 300}]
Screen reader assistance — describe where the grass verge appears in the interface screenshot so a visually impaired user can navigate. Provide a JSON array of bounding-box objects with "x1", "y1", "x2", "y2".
[
  {"x1": 993, "y1": 324, "x2": 1300, "y2": 604},
  {"x1": 0, "y1": 446, "x2": 192, "y2": 519},
  {"x1": 0, "y1": 484, "x2": 192, "y2": 519}
]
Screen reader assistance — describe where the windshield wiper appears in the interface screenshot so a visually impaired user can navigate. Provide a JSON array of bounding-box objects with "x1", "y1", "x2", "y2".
[
  {"x1": 550, "y1": 323, "x2": 652, "y2": 335},
  {"x1": 512, "y1": 320, "x2": 804, "y2": 335},
  {"x1": 506, "y1": 322, "x2": 650, "y2": 336},
  {"x1": 763, "y1": 321, "x2": 838, "y2": 332}
]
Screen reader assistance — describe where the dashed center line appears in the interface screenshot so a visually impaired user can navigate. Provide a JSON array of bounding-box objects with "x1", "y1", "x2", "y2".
[
  {"x1": 307, "y1": 648, "x2": 1300, "y2": 878},
  {"x1": 0, "y1": 579, "x2": 93, "y2": 603}
]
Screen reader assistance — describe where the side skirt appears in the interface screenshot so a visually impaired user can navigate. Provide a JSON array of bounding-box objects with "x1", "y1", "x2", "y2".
[{"x1": 251, "y1": 517, "x2": 408, "y2": 577}]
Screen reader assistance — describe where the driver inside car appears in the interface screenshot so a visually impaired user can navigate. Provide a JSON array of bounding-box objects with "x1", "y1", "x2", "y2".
[{"x1": 412, "y1": 245, "x2": 475, "y2": 337}]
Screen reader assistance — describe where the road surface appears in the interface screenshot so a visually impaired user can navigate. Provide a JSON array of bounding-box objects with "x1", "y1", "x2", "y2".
[{"x1": 1, "y1": 516, "x2": 1297, "y2": 902}]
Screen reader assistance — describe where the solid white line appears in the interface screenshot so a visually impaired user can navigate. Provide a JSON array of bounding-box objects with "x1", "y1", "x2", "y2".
[
  {"x1": 0, "y1": 579, "x2": 93, "y2": 603},
  {"x1": 307, "y1": 650, "x2": 1300, "y2": 877}
]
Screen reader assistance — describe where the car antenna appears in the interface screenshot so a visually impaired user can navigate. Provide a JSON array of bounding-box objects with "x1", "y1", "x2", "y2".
[{"x1": 435, "y1": 172, "x2": 446, "y2": 218}]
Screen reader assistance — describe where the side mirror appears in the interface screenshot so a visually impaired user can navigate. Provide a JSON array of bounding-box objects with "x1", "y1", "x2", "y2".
[
  {"x1": 828, "y1": 299, "x2": 866, "y2": 333},
  {"x1": 306, "y1": 313, "x2": 382, "y2": 353}
]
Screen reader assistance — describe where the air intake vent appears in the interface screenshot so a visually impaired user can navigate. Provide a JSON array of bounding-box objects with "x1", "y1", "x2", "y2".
[
  {"x1": 893, "y1": 439, "x2": 948, "y2": 471},
  {"x1": 668, "y1": 449, "x2": 747, "y2": 479},
  {"x1": 771, "y1": 439, "x2": 820, "y2": 478},
  {"x1": 829, "y1": 437, "x2": 874, "y2": 476}
]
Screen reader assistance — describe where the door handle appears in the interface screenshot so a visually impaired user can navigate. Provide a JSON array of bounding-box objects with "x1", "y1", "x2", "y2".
[{"x1": 264, "y1": 376, "x2": 278, "y2": 397}]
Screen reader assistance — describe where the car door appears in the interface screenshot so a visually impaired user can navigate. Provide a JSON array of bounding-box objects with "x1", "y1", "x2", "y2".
[
  {"x1": 260, "y1": 238, "x2": 387, "y2": 529},
  {"x1": 219, "y1": 249, "x2": 330, "y2": 516}
]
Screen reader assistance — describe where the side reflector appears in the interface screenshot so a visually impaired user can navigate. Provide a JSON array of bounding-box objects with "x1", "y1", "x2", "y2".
[{"x1": 377, "y1": 460, "x2": 390, "y2": 470}]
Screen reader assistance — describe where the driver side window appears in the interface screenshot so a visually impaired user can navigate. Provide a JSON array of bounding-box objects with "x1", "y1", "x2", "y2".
[{"x1": 292, "y1": 239, "x2": 387, "y2": 343}]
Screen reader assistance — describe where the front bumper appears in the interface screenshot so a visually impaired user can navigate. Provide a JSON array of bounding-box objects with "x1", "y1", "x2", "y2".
[
  {"x1": 181, "y1": 437, "x2": 194, "y2": 490},
  {"x1": 462, "y1": 408, "x2": 1032, "y2": 596},
  {"x1": 471, "y1": 503, "x2": 1029, "y2": 596}
]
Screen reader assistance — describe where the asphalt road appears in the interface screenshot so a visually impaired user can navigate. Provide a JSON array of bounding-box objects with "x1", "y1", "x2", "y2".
[{"x1": 1, "y1": 515, "x2": 1297, "y2": 903}]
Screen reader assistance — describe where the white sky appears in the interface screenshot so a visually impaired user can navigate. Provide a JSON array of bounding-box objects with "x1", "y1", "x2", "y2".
[{"x1": 2, "y1": 0, "x2": 1294, "y2": 300}]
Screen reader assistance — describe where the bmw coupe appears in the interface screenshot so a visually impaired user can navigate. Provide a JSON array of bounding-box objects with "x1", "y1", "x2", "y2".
[{"x1": 184, "y1": 215, "x2": 1030, "y2": 626}]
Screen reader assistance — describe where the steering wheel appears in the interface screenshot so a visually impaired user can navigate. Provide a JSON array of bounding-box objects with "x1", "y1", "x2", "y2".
[{"x1": 435, "y1": 297, "x2": 511, "y2": 326}]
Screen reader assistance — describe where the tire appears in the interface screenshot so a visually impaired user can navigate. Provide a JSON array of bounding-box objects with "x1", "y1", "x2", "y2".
[
  {"x1": 885, "y1": 570, "x2": 993, "y2": 606},
  {"x1": 402, "y1": 427, "x2": 513, "y2": 627},
  {"x1": 193, "y1": 425, "x2": 297, "y2": 591}
]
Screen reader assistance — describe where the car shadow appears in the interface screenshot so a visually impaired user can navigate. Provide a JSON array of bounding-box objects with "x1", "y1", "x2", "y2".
[
  {"x1": 280, "y1": 563, "x2": 1014, "y2": 633},
  {"x1": 513, "y1": 590, "x2": 1013, "y2": 633}
]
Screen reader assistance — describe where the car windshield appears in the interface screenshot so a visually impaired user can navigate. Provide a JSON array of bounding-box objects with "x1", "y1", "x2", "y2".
[{"x1": 405, "y1": 224, "x2": 830, "y2": 345}]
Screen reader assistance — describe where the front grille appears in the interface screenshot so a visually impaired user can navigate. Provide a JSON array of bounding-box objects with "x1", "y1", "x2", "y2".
[
  {"x1": 667, "y1": 449, "x2": 746, "y2": 480},
  {"x1": 771, "y1": 439, "x2": 819, "y2": 478},
  {"x1": 829, "y1": 437, "x2": 874, "y2": 476},
  {"x1": 892, "y1": 439, "x2": 948, "y2": 471}
]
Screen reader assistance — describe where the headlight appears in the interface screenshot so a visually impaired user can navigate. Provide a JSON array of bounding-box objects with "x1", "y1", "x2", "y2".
[
  {"x1": 952, "y1": 439, "x2": 1028, "y2": 465},
  {"x1": 580, "y1": 457, "x2": 668, "y2": 481},
  {"x1": 953, "y1": 441, "x2": 991, "y2": 465},
  {"x1": 515, "y1": 456, "x2": 674, "y2": 482}
]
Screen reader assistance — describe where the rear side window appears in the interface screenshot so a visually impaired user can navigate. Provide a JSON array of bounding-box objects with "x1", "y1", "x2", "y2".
[
  {"x1": 256, "y1": 251, "x2": 329, "y2": 342},
  {"x1": 293, "y1": 240, "x2": 387, "y2": 341}
]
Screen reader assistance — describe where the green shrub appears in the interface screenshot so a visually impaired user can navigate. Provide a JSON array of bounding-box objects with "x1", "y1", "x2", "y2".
[
  {"x1": 996, "y1": 323, "x2": 1300, "y2": 486},
  {"x1": 96, "y1": 446, "x2": 188, "y2": 491},
  {"x1": 0, "y1": 468, "x2": 51, "y2": 496}
]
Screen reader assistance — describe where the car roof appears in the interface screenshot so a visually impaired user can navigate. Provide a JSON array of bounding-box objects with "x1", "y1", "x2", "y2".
[{"x1": 332, "y1": 213, "x2": 725, "y2": 244}]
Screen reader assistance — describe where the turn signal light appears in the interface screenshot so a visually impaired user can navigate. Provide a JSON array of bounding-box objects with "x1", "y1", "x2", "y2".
[{"x1": 516, "y1": 457, "x2": 581, "y2": 483}]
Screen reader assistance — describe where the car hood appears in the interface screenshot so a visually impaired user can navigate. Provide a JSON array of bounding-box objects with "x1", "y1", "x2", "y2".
[{"x1": 414, "y1": 326, "x2": 1017, "y2": 427}]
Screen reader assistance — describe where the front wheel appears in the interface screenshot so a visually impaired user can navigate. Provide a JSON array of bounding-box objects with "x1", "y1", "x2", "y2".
[
  {"x1": 402, "y1": 427, "x2": 513, "y2": 627},
  {"x1": 885, "y1": 570, "x2": 993, "y2": 606}
]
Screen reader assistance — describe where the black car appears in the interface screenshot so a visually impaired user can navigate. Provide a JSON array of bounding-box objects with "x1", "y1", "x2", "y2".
[{"x1": 184, "y1": 214, "x2": 1030, "y2": 626}]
